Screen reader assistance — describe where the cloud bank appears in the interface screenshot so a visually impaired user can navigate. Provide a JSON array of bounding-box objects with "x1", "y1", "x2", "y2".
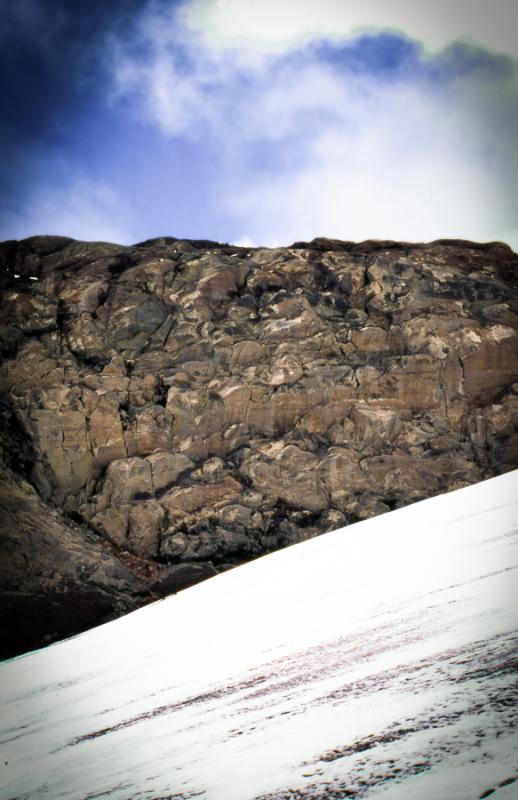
[
  {"x1": 1, "y1": 0, "x2": 517, "y2": 248},
  {"x1": 109, "y1": 0, "x2": 518, "y2": 247},
  {"x1": 184, "y1": 0, "x2": 518, "y2": 58}
]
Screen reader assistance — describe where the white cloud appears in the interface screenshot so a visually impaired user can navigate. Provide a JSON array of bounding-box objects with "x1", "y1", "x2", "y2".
[
  {"x1": 231, "y1": 235, "x2": 261, "y2": 247},
  {"x1": 110, "y1": 15, "x2": 235, "y2": 137},
  {"x1": 0, "y1": 171, "x2": 134, "y2": 244},
  {"x1": 183, "y1": 0, "x2": 518, "y2": 58},
  {"x1": 224, "y1": 78, "x2": 515, "y2": 246},
  {"x1": 106, "y1": 0, "x2": 518, "y2": 250}
]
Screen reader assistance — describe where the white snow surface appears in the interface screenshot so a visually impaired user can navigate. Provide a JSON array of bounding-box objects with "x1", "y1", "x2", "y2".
[{"x1": 1, "y1": 471, "x2": 518, "y2": 800}]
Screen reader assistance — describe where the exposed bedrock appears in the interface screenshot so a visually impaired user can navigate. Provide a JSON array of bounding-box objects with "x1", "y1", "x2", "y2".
[{"x1": 1, "y1": 234, "x2": 517, "y2": 656}]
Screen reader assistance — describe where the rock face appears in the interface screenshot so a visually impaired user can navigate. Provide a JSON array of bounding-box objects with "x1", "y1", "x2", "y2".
[
  {"x1": 0, "y1": 463, "x2": 149, "y2": 658},
  {"x1": 1, "y1": 234, "x2": 517, "y2": 657}
]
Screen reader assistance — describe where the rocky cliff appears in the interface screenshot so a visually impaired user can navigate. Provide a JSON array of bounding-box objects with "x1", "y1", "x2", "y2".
[{"x1": 1, "y1": 235, "x2": 517, "y2": 657}]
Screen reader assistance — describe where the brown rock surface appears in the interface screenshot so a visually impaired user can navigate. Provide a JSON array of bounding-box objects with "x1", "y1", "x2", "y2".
[
  {"x1": 1, "y1": 234, "x2": 518, "y2": 656},
  {"x1": 0, "y1": 463, "x2": 149, "y2": 657}
]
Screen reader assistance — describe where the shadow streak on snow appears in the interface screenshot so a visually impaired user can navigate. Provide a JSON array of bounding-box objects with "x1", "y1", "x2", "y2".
[
  {"x1": 70, "y1": 673, "x2": 270, "y2": 745},
  {"x1": 255, "y1": 632, "x2": 518, "y2": 800},
  {"x1": 68, "y1": 607, "x2": 430, "y2": 748}
]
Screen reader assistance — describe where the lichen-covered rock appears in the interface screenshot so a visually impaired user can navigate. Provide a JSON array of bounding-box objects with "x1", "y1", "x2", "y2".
[{"x1": 1, "y1": 234, "x2": 517, "y2": 655}]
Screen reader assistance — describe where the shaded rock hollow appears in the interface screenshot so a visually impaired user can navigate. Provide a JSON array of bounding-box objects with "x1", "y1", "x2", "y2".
[{"x1": 1, "y1": 234, "x2": 517, "y2": 657}]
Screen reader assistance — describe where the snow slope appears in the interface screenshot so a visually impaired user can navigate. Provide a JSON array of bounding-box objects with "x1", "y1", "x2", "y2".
[{"x1": 1, "y1": 471, "x2": 517, "y2": 800}]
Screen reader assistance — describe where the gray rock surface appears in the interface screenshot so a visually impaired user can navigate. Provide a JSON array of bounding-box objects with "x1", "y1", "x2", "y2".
[{"x1": 1, "y1": 234, "x2": 517, "y2": 656}]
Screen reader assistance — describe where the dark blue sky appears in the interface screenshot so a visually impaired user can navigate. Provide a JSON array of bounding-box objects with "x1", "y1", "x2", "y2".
[
  {"x1": 1, "y1": 2, "x2": 137, "y2": 158},
  {"x1": 1, "y1": 0, "x2": 242, "y2": 242}
]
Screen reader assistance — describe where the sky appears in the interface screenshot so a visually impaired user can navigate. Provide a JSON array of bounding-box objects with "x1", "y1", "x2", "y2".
[{"x1": 1, "y1": 0, "x2": 518, "y2": 248}]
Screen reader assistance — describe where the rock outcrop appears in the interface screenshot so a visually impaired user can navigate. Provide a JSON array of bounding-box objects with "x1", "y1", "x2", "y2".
[{"x1": 1, "y1": 234, "x2": 517, "y2": 657}]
